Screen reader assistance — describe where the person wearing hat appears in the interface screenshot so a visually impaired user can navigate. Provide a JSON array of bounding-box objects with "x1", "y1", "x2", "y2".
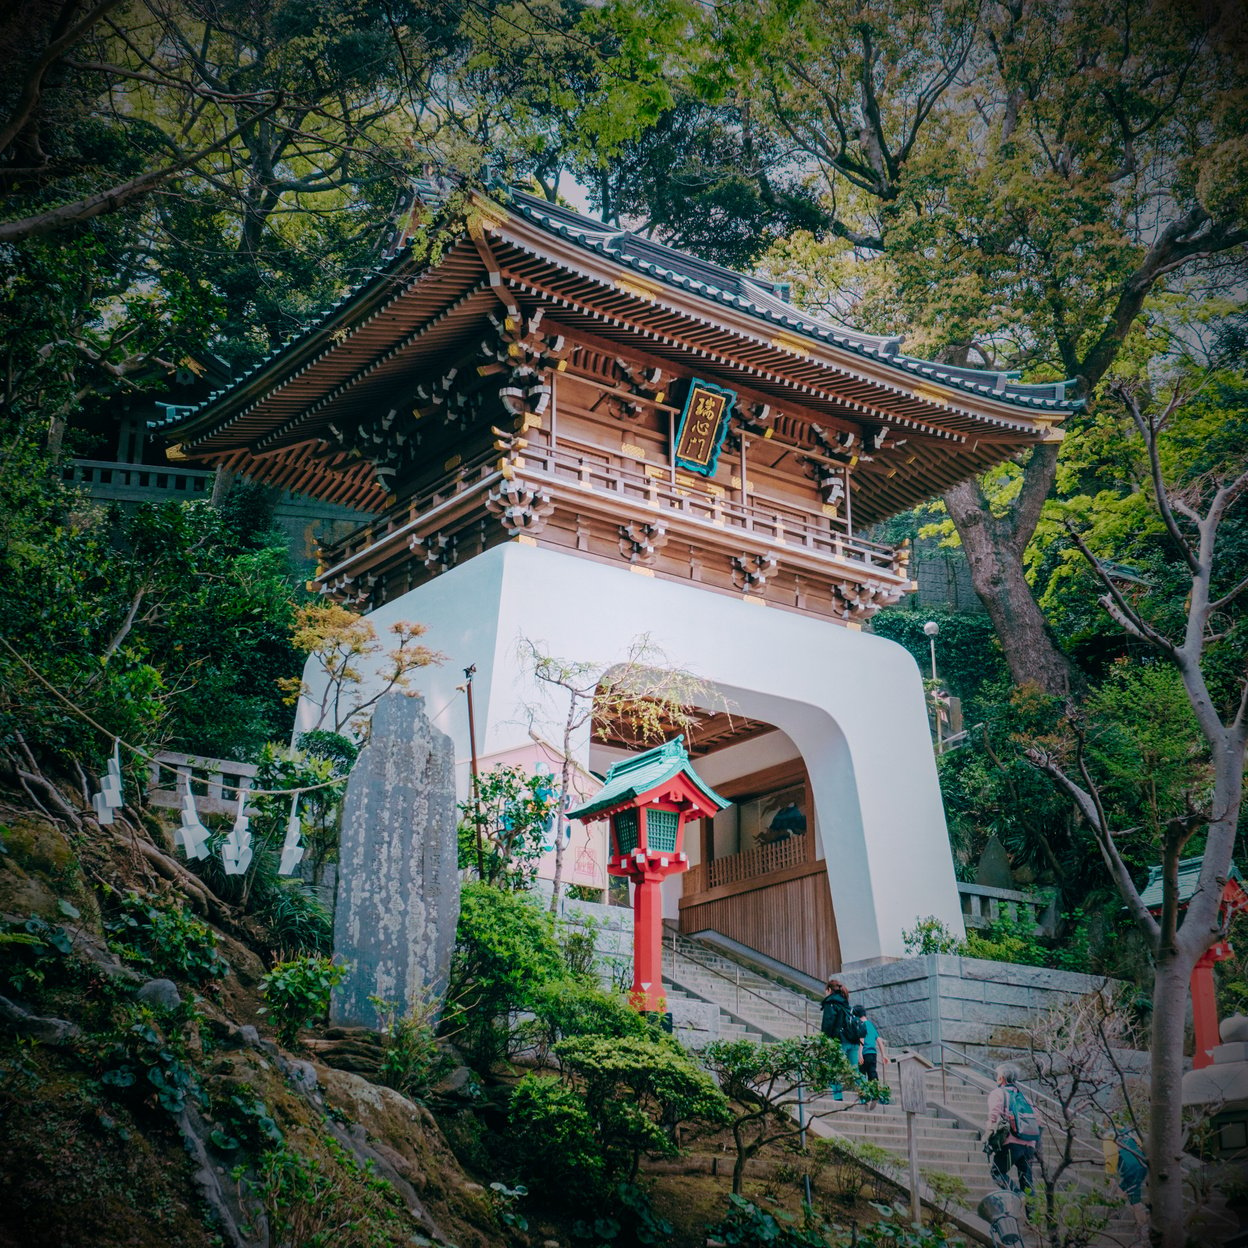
[{"x1": 853, "y1": 1003, "x2": 888, "y2": 1084}]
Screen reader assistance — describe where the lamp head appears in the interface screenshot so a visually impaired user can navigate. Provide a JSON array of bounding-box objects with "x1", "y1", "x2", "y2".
[{"x1": 923, "y1": 621, "x2": 940, "y2": 637}]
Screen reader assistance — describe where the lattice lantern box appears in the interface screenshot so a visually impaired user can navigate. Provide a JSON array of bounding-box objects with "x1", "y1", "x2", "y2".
[{"x1": 567, "y1": 736, "x2": 727, "y2": 1015}]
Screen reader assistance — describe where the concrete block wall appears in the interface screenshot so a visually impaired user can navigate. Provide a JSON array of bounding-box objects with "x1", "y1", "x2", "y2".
[{"x1": 841, "y1": 954, "x2": 1115, "y2": 1064}]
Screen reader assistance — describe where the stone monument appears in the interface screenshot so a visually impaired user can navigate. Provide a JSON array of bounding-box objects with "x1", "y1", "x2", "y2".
[{"x1": 330, "y1": 692, "x2": 458, "y2": 1030}]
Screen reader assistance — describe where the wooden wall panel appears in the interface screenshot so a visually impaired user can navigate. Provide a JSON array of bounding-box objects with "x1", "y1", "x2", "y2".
[{"x1": 679, "y1": 867, "x2": 841, "y2": 978}]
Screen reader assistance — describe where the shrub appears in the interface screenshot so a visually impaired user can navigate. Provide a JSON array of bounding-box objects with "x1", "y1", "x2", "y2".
[
  {"x1": 559, "y1": 913, "x2": 602, "y2": 981},
  {"x1": 902, "y1": 916, "x2": 964, "y2": 957},
  {"x1": 457, "y1": 764, "x2": 555, "y2": 888},
  {"x1": 371, "y1": 994, "x2": 452, "y2": 1102},
  {"x1": 259, "y1": 956, "x2": 347, "y2": 1047},
  {"x1": 104, "y1": 890, "x2": 228, "y2": 984},
  {"x1": 507, "y1": 1074, "x2": 605, "y2": 1203},
  {"x1": 555, "y1": 1033, "x2": 730, "y2": 1179},
  {"x1": 920, "y1": 1167, "x2": 971, "y2": 1226},
  {"x1": 523, "y1": 980, "x2": 650, "y2": 1066},
  {"x1": 445, "y1": 882, "x2": 565, "y2": 1070},
  {"x1": 706, "y1": 1193, "x2": 833, "y2": 1247},
  {"x1": 963, "y1": 906, "x2": 1049, "y2": 967},
  {"x1": 191, "y1": 835, "x2": 331, "y2": 956}
]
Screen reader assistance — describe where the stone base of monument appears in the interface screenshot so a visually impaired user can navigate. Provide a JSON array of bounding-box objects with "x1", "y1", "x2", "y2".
[{"x1": 303, "y1": 1027, "x2": 385, "y2": 1077}]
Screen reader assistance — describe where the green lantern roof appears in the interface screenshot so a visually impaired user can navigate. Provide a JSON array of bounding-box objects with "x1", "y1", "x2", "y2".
[
  {"x1": 1138, "y1": 856, "x2": 1242, "y2": 910},
  {"x1": 566, "y1": 736, "x2": 728, "y2": 822}
]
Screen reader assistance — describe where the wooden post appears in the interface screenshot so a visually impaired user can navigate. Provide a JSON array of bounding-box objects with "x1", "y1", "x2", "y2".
[
  {"x1": 549, "y1": 368, "x2": 559, "y2": 456},
  {"x1": 906, "y1": 1112, "x2": 921, "y2": 1226},
  {"x1": 896, "y1": 1050, "x2": 935, "y2": 1227}
]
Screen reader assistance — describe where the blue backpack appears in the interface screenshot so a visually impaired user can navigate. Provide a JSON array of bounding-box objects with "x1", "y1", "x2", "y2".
[{"x1": 1006, "y1": 1086, "x2": 1041, "y2": 1144}]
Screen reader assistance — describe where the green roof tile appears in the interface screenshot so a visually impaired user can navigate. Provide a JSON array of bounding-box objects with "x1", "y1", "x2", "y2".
[
  {"x1": 566, "y1": 736, "x2": 727, "y2": 822},
  {"x1": 1138, "y1": 856, "x2": 1242, "y2": 910}
]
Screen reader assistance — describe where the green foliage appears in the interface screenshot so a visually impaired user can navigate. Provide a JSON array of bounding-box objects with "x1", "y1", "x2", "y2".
[
  {"x1": 104, "y1": 890, "x2": 228, "y2": 985},
  {"x1": 259, "y1": 956, "x2": 348, "y2": 1048},
  {"x1": 96, "y1": 1017, "x2": 199, "y2": 1117},
  {"x1": 191, "y1": 832, "x2": 333, "y2": 956},
  {"x1": 486, "y1": 1180, "x2": 530, "y2": 1233},
  {"x1": 0, "y1": 490, "x2": 303, "y2": 765},
  {"x1": 208, "y1": 1092, "x2": 285, "y2": 1155},
  {"x1": 854, "y1": 1204, "x2": 967, "y2": 1246},
  {"x1": 870, "y1": 610, "x2": 1007, "y2": 711},
  {"x1": 963, "y1": 908, "x2": 1050, "y2": 968},
  {"x1": 701, "y1": 1035, "x2": 884, "y2": 1193},
  {"x1": 554, "y1": 1032, "x2": 730, "y2": 1179},
  {"x1": 1, "y1": 913, "x2": 75, "y2": 995},
  {"x1": 706, "y1": 1193, "x2": 834, "y2": 1247},
  {"x1": 811, "y1": 1136, "x2": 899, "y2": 1206},
  {"x1": 251, "y1": 737, "x2": 354, "y2": 881},
  {"x1": 445, "y1": 881, "x2": 566, "y2": 1069},
  {"x1": 920, "y1": 1168, "x2": 971, "y2": 1227},
  {"x1": 901, "y1": 917, "x2": 963, "y2": 957},
  {"x1": 523, "y1": 979, "x2": 652, "y2": 1066},
  {"x1": 457, "y1": 764, "x2": 556, "y2": 888},
  {"x1": 559, "y1": 912, "x2": 604, "y2": 981},
  {"x1": 370, "y1": 995, "x2": 452, "y2": 1103},
  {"x1": 244, "y1": 1135, "x2": 410, "y2": 1248},
  {"x1": 508, "y1": 1074, "x2": 606, "y2": 1203}
]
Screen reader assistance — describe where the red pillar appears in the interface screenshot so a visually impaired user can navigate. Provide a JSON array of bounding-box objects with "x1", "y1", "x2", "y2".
[
  {"x1": 1191, "y1": 949, "x2": 1223, "y2": 1070},
  {"x1": 631, "y1": 870, "x2": 665, "y2": 1013}
]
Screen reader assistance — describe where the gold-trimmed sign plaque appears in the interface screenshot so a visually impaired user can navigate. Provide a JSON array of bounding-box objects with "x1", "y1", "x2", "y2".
[{"x1": 674, "y1": 379, "x2": 736, "y2": 477}]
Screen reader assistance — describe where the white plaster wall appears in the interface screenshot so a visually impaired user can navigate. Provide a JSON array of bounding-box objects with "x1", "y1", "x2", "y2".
[{"x1": 297, "y1": 540, "x2": 965, "y2": 965}]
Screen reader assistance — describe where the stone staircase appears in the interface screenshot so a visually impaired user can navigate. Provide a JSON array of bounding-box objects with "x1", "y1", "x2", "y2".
[{"x1": 661, "y1": 929, "x2": 1142, "y2": 1246}]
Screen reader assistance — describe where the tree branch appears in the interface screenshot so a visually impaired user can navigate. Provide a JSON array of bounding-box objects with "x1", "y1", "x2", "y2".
[
  {"x1": 0, "y1": 100, "x2": 280, "y2": 242},
  {"x1": 0, "y1": 0, "x2": 129, "y2": 158},
  {"x1": 1110, "y1": 381, "x2": 1200, "y2": 573},
  {"x1": 1063, "y1": 522, "x2": 1181, "y2": 659}
]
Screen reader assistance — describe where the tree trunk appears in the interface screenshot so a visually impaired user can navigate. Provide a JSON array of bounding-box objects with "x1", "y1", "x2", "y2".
[
  {"x1": 944, "y1": 475, "x2": 1076, "y2": 697},
  {"x1": 548, "y1": 747, "x2": 572, "y2": 914},
  {"x1": 1148, "y1": 947, "x2": 1195, "y2": 1248}
]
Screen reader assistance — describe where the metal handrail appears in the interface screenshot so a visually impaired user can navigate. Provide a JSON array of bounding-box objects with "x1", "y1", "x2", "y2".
[
  {"x1": 931, "y1": 1040, "x2": 1106, "y2": 1160},
  {"x1": 663, "y1": 930, "x2": 820, "y2": 1034}
]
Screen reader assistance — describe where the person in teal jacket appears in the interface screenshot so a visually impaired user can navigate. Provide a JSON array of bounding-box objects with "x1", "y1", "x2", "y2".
[{"x1": 852, "y1": 1004, "x2": 888, "y2": 1083}]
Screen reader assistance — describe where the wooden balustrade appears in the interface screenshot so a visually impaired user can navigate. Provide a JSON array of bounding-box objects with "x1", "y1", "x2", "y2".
[
  {"x1": 524, "y1": 443, "x2": 899, "y2": 573},
  {"x1": 315, "y1": 436, "x2": 908, "y2": 589},
  {"x1": 683, "y1": 836, "x2": 811, "y2": 899}
]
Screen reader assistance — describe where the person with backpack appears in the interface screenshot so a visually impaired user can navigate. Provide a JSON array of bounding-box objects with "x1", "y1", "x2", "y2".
[
  {"x1": 1098, "y1": 1121, "x2": 1148, "y2": 1245},
  {"x1": 852, "y1": 1004, "x2": 888, "y2": 1082},
  {"x1": 984, "y1": 1063, "x2": 1041, "y2": 1197},
  {"x1": 820, "y1": 978, "x2": 866, "y2": 1100}
]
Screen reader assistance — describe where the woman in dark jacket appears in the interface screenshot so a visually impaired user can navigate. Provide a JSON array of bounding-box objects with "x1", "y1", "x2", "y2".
[{"x1": 820, "y1": 978, "x2": 858, "y2": 1100}]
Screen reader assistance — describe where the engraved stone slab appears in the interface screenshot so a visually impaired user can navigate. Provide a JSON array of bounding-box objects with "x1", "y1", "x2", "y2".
[{"x1": 331, "y1": 692, "x2": 458, "y2": 1030}]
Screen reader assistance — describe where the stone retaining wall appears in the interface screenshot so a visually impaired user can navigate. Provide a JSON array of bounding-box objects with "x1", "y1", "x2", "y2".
[{"x1": 840, "y1": 954, "x2": 1117, "y2": 1064}]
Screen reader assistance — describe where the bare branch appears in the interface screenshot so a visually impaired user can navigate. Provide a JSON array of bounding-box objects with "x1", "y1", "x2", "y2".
[
  {"x1": 1063, "y1": 522, "x2": 1180, "y2": 658},
  {"x1": 1110, "y1": 380, "x2": 1200, "y2": 572}
]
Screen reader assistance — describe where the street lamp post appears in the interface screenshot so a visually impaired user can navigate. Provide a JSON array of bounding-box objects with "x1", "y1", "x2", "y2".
[{"x1": 923, "y1": 621, "x2": 942, "y2": 754}]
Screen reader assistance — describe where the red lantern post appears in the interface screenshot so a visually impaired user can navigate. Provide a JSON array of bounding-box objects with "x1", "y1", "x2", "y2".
[
  {"x1": 1141, "y1": 858, "x2": 1248, "y2": 1068},
  {"x1": 567, "y1": 737, "x2": 727, "y2": 1014}
]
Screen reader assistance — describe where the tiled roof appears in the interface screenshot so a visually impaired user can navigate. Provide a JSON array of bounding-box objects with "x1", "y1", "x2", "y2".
[
  {"x1": 169, "y1": 181, "x2": 1081, "y2": 432},
  {"x1": 1138, "y1": 856, "x2": 1242, "y2": 910},
  {"x1": 506, "y1": 189, "x2": 1080, "y2": 415},
  {"x1": 566, "y1": 736, "x2": 727, "y2": 821}
]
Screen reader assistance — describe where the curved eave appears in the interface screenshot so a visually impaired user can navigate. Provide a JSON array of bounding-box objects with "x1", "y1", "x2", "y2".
[
  {"x1": 508, "y1": 193, "x2": 1080, "y2": 418},
  {"x1": 485, "y1": 216, "x2": 1068, "y2": 442}
]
